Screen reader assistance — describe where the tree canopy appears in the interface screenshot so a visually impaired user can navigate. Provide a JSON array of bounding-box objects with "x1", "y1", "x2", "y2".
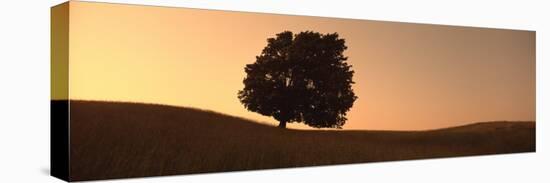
[{"x1": 238, "y1": 31, "x2": 357, "y2": 129}]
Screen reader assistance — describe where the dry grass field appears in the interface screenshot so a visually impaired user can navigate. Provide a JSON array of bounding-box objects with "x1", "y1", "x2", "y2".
[{"x1": 64, "y1": 100, "x2": 535, "y2": 181}]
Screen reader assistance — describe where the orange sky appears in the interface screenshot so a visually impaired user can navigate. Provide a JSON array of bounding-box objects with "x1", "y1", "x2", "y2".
[{"x1": 61, "y1": 1, "x2": 535, "y2": 130}]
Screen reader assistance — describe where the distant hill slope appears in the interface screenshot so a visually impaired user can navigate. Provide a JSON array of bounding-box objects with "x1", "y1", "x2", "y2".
[{"x1": 60, "y1": 100, "x2": 535, "y2": 181}]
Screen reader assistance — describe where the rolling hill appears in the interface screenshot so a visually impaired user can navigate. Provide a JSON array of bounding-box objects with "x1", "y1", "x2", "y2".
[{"x1": 60, "y1": 100, "x2": 535, "y2": 181}]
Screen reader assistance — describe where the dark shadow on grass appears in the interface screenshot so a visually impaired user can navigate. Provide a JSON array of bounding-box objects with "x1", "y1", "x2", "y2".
[{"x1": 74, "y1": 151, "x2": 535, "y2": 183}]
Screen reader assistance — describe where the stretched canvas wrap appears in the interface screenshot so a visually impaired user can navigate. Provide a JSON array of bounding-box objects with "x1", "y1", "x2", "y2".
[{"x1": 51, "y1": 1, "x2": 536, "y2": 181}]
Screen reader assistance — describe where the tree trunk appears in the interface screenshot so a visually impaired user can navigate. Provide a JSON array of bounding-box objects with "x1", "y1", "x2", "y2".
[{"x1": 278, "y1": 120, "x2": 287, "y2": 128}]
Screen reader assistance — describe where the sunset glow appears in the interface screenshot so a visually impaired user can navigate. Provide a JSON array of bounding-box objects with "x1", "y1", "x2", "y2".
[{"x1": 62, "y1": 1, "x2": 535, "y2": 130}]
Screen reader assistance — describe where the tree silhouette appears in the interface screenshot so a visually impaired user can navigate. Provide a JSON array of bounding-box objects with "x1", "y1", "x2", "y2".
[{"x1": 238, "y1": 31, "x2": 357, "y2": 129}]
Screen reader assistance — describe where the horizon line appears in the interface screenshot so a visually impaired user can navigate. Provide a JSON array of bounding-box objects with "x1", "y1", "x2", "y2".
[{"x1": 52, "y1": 99, "x2": 536, "y2": 132}]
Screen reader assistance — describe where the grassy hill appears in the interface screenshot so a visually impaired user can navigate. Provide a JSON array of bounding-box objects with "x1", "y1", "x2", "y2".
[{"x1": 64, "y1": 100, "x2": 535, "y2": 181}]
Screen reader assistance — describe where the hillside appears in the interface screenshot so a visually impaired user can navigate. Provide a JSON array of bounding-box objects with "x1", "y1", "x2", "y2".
[{"x1": 62, "y1": 100, "x2": 535, "y2": 181}]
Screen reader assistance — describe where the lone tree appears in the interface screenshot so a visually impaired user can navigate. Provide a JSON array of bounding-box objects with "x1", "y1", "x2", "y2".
[{"x1": 238, "y1": 31, "x2": 357, "y2": 129}]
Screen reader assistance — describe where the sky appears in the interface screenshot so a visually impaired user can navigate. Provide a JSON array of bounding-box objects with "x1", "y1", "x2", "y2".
[{"x1": 61, "y1": 1, "x2": 535, "y2": 130}]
